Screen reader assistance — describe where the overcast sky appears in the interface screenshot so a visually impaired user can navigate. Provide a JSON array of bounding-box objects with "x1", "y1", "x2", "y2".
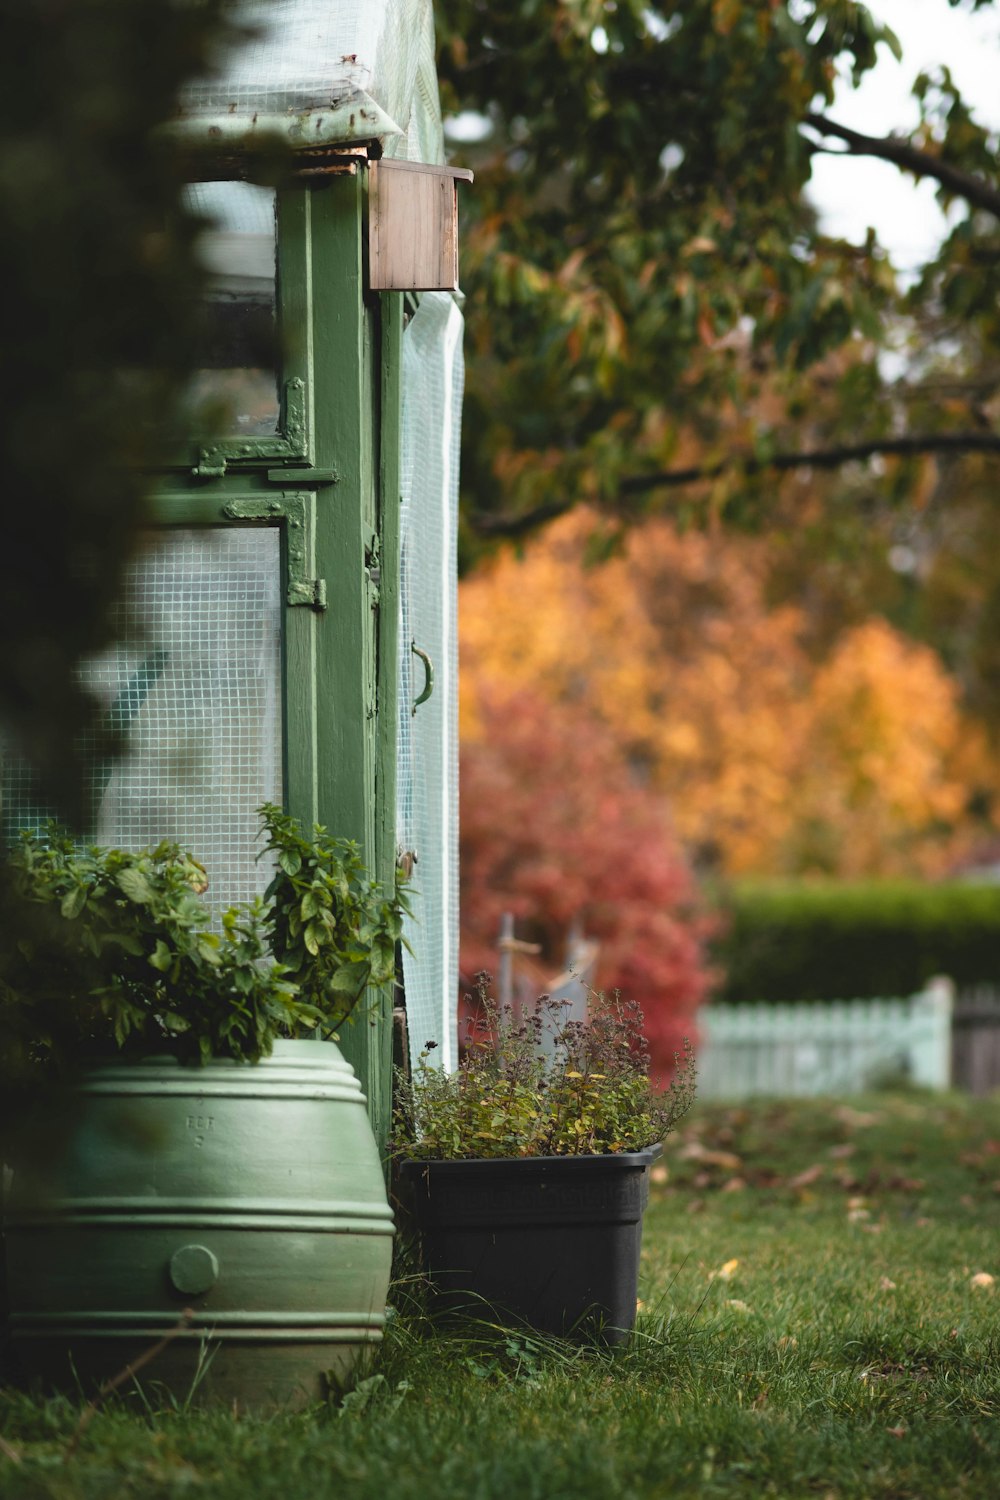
[{"x1": 808, "y1": 0, "x2": 1000, "y2": 270}]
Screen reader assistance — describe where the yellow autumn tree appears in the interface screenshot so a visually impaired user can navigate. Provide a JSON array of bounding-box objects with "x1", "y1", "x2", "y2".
[
  {"x1": 788, "y1": 618, "x2": 988, "y2": 876},
  {"x1": 460, "y1": 511, "x2": 997, "y2": 877}
]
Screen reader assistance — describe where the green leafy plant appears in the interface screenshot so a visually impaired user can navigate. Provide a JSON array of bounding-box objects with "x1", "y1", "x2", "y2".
[
  {"x1": 0, "y1": 807, "x2": 409, "y2": 1088},
  {"x1": 392, "y1": 977, "x2": 695, "y2": 1161},
  {"x1": 258, "y1": 802, "x2": 412, "y2": 1030}
]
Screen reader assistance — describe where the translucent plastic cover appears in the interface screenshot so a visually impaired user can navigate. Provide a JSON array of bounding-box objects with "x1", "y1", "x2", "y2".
[
  {"x1": 397, "y1": 293, "x2": 464, "y2": 1071},
  {"x1": 176, "y1": 0, "x2": 441, "y2": 157}
]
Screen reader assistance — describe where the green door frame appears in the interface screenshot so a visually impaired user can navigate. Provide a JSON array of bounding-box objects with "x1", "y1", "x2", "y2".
[{"x1": 150, "y1": 166, "x2": 403, "y2": 1152}]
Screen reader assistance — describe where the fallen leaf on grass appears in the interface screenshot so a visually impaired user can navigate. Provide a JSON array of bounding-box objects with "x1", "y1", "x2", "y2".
[
  {"x1": 679, "y1": 1143, "x2": 744, "y2": 1172},
  {"x1": 721, "y1": 1176, "x2": 746, "y2": 1193},
  {"x1": 724, "y1": 1299, "x2": 752, "y2": 1314},
  {"x1": 788, "y1": 1163, "x2": 824, "y2": 1190},
  {"x1": 886, "y1": 1426, "x2": 907, "y2": 1439},
  {"x1": 879, "y1": 1277, "x2": 897, "y2": 1291},
  {"x1": 970, "y1": 1272, "x2": 995, "y2": 1290},
  {"x1": 686, "y1": 1198, "x2": 706, "y2": 1214},
  {"x1": 858, "y1": 1363, "x2": 926, "y2": 1385},
  {"x1": 749, "y1": 1169, "x2": 784, "y2": 1189},
  {"x1": 650, "y1": 1164, "x2": 669, "y2": 1186},
  {"x1": 705, "y1": 1259, "x2": 735, "y2": 1283},
  {"x1": 834, "y1": 1106, "x2": 882, "y2": 1129},
  {"x1": 828, "y1": 1143, "x2": 856, "y2": 1160},
  {"x1": 777, "y1": 1335, "x2": 798, "y2": 1350}
]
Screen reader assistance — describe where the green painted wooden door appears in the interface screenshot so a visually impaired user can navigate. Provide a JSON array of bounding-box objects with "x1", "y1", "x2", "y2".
[{"x1": 141, "y1": 170, "x2": 402, "y2": 1150}]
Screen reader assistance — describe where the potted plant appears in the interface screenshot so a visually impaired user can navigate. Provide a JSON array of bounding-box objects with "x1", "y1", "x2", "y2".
[
  {"x1": 393, "y1": 979, "x2": 695, "y2": 1343},
  {"x1": 0, "y1": 804, "x2": 409, "y2": 1407}
]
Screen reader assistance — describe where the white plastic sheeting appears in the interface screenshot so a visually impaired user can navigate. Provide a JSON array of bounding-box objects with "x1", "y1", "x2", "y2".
[
  {"x1": 397, "y1": 293, "x2": 464, "y2": 1072},
  {"x1": 175, "y1": 0, "x2": 439, "y2": 156}
]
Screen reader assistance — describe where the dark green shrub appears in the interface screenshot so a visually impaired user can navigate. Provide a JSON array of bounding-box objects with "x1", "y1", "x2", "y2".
[{"x1": 711, "y1": 880, "x2": 1000, "y2": 1003}]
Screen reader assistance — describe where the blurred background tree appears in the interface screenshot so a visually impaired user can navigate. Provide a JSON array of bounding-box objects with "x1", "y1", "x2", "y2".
[
  {"x1": 435, "y1": 0, "x2": 1000, "y2": 558},
  {"x1": 459, "y1": 686, "x2": 713, "y2": 1073},
  {"x1": 460, "y1": 511, "x2": 999, "y2": 880},
  {"x1": 442, "y1": 3, "x2": 1000, "y2": 1028}
]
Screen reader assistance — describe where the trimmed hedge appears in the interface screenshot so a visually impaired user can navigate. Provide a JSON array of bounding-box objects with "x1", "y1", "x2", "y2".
[{"x1": 711, "y1": 880, "x2": 1000, "y2": 1004}]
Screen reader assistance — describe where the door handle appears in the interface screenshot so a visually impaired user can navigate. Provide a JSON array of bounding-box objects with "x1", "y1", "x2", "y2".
[{"x1": 411, "y1": 642, "x2": 434, "y2": 715}]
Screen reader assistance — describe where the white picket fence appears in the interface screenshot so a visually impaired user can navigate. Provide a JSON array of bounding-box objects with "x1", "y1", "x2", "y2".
[{"x1": 695, "y1": 978, "x2": 954, "y2": 1100}]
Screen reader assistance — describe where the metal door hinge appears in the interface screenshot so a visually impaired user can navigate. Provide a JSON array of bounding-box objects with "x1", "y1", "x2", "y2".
[
  {"x1": 288, "y1": 577, "x2": 328, "y2": 610},
  {"x1": 192, "y1": 378, "x2": 310, "y2": 478},
  {"x1": 266, "y1": 468, "x2": 339, "y2": 486},
  {"x1": 222, "y1": 494, "x2": 327, "y2": 611}
]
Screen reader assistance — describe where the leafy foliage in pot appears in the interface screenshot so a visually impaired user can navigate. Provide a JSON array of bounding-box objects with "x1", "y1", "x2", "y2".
[
  {"x1": 258, "y1": 803, "x2": 407, "y2": 1027},
  {"x1": 0, "y1": 805, "x2": 410, "y2": 1095},
  {"x1": 393, "y1": 978, "x2": 695, "y2": 1161}
]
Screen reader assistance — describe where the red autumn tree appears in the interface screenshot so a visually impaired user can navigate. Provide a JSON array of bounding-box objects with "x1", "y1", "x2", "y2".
[{"x1": 459, "y1": 688, "x2": 712, "y2": 1078}]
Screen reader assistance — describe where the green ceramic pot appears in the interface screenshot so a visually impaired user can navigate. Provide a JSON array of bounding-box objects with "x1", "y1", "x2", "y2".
[{"x1": 2, "y1": 1040, "x2": 393, "y2": 1408}]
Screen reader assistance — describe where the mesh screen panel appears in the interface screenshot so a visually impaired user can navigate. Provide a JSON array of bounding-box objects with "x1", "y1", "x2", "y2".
[
  {"x1": 4, "y1": 529, "x2": 283, "y2": 917},
  {"x1": 181, "y1": 0, "x2": 426, "y2": 131},
  {"x1": 398, "y1": 292, "x2": 463, "y2": 1071}
]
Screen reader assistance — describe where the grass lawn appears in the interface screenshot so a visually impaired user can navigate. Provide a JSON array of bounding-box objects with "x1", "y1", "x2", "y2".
[{"x1": 2, "y1": 1090, "x2": 998, "y2": 1498}]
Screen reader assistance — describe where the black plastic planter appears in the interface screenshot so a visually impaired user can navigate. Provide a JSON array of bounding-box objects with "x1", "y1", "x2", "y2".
[{"x1": 399, "y1": 1145, "x2": 661, "y2": 1343}]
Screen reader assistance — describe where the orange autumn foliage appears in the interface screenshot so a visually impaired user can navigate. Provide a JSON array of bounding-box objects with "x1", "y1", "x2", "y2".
[{"x1": 460, "y1": 511, "x2": 997, "y2": 878}]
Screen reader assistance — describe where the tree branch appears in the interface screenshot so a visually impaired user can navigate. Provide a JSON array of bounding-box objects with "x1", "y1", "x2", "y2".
[
  {"x1": 469, "y1": 431, "x2": 1000, "y2": 538},
  {"x1": 804, "y1": 113, "x2": 1000, "y2": 221}
]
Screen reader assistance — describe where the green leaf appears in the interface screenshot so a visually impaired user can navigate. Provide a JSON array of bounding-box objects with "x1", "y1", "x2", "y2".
[
  {"x1": 102, "y1": 933, "x2": 144, "y2": 957},
  {"x1": 329, "y1": 964, "x2": 366, "y2": 995},
  {"x1": 279, "y1": 850, "x2": 302, "y2": 877},
  {"x1": 148, "y1": 939, "x2": 173, "y2": 973},
  {"x1": 196, "y1": 935, "x2": 222, "y2": 966},
  {"x1": 881, "y1": 23, "x2": 902, "y2": 62},
  {"x1": 116, "y1": 867, "x2": 155, "y2": 905},
  {"x1": 60, "y1": 886, "x2": 87, "y2": 920}
]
